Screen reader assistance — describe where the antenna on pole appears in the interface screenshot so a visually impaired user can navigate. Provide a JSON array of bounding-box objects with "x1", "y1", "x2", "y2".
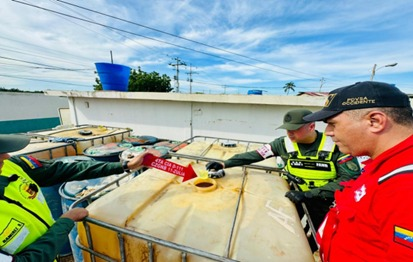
[
  {"x1": 169, "y1": 57, "x2": 186, "y2": 93},
  {"x1": 186, "y1": 64, "x2": 198, "y2": 94},
  {"x1": 319, "y1": 77, "x2": 325, "y2": 92}
]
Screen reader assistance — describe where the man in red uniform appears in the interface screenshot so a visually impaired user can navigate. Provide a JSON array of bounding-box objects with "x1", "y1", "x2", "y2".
[{"x1": 304, "y1": 81, "x2": 413, "y2": 261}]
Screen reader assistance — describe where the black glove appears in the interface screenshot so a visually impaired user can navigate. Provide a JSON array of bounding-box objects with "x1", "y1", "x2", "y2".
[
  {"x1": 285, "y1": 190, "x2": 313, "y2": 204},
  {"x1": 205, "y1": 161, "x2": 224, "y2": 171},
  {"x1": 208, "y1": 170, "x2": 225, "y2": 179}
]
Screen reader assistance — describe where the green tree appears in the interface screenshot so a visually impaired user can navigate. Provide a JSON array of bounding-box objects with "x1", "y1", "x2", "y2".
[
  {"x1": 0, "y1": 87, "x2": 43, "y2": 93},
  {"x1": 93, "y1": 76, "x2": 102, "y2": 90},
  {"x1": 93, "y1": 67, "x2": 172, "y2": 92},
  {"x1": 283, "y1": 81, "x2": 296, "y2": 95},
  {"x1": 128, "y1": 68, "x2": 172, "y2": 92}
]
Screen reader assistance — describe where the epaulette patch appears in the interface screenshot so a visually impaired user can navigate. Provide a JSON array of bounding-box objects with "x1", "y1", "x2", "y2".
[
  {"x1": 394, "y1": 225, "x2": 413, "y2": 250},
  {"x1": 19, "y1": 156, "x2": 43, "y2": 169}
]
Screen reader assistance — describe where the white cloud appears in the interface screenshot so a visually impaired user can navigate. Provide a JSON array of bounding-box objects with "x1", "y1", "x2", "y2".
[{"x1": 1, "y1": 0, "x2": 412, "y2": 94}]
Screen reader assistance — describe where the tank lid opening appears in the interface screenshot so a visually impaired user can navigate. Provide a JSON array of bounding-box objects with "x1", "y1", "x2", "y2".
[{"x1": 193, "y1": 178, "x2": 217, "y2": 192}]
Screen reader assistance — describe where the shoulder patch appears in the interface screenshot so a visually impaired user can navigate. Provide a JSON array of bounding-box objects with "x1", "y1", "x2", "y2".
[
  {"x1": 256, "y1": 144, "x2": 274, "y2": 159},
  {"x1": 346, "y1": 161, "x2": 360, "y2": 172},
  {"x1": 19, "y1": 156, "x2": 42, "y2": 169},
  {"x1": 394, "y1": 225, "x2": 413, "y2": 250}
]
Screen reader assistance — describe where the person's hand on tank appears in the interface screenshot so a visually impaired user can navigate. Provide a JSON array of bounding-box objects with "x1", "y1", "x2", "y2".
[
  {"x1": 205, "y1": 161, "x2": 226, "y2": 178},
  {"x1": 61, "y1": 207, "x2": 89, "y2": 222},
  {"x1": 205, "y1": 161, "x2": 224, "y2": 171},
  {"x1": 126, "y1": 148, "x2": 162, "y2": 170},
  {"x1": 285, "y1": 190, "x2": 312, "y2": 204},
  {"x1": 208, "y1": 169, "x2": 226, "y2": 179}
]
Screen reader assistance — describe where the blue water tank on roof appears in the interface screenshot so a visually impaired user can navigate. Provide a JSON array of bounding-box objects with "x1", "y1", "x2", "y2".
[{"x1": 247, "y1": 90, "x2": 263, "y2": 95}]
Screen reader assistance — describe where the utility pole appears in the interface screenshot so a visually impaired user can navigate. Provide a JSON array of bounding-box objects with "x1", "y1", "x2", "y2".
[
  {"x1": 319, "y1": 77, "x2": 325, "y2": 92},
  {"x1": 169, "y1": 57, "x2": 186, "y2": 93},
  {"x1": 186, "y1": 64, "x2": 198, "y2": 94},
  {"x1": 370, "y1": 63, "x2": 397, "y2": 80},
  {"x1": 370, "y1": 64, "x2": 377, "y2": 81}
]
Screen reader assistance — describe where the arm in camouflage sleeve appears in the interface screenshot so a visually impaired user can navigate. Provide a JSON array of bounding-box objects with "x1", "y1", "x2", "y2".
[
  {"x1": 9, "y1": 155, "x2": 124, "y2": 187},
  {"x1": 309, "y1": 150, "x2": 361, "y2": 199},
  {"x1": 223, "y1": 138, "x2": 283, "y2": 168},
  {"x1": 223, "y1": 150, "x2": 264, "y2": 168},
  {"x1": 11, "y1": 218, "x2": 75, "y2": 262}
]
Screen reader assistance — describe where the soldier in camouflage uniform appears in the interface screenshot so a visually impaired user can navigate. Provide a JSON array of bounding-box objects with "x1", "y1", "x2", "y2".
[{"x1": 206, "y1": 109, "x2": 361, "y2": 251}]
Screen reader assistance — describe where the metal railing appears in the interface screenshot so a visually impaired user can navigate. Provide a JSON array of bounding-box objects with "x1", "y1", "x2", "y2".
[
  {"x1": 170, "y1": 136, "x2": 317, "y2": 245},
  {"x1": 69, "y1": 136, "x2": 317, "y2": 261},
  {"x1": 168, "y1": 135, "x2": 283, "y2": 172},
  {"x1": 70, "y1": 169, "x2": 241, "y2": 262}
]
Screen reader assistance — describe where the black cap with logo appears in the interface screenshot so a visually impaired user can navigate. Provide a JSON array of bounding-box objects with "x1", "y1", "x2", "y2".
[{"x1": 303, "y1": 81, "x2": 411, "y2": 122}]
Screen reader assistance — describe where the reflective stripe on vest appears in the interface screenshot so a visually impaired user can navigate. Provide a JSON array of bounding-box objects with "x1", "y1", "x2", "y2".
[
  {"x1": 0, "y1": 253, "x2": 13, "y2": 262},
  {"x1": 284, "y1": 135, "x2": 337, "y2": 190},
  {"x1": 0, "y1": 160, "x2": 54, "y2": 255}
]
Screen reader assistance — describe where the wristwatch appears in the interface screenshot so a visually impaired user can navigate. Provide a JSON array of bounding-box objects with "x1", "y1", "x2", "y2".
[{"x1": 122, "y1": 161, "x2": 130, "y2": 172}]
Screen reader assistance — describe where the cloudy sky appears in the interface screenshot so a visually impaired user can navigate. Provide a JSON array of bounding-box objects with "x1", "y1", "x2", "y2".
[{"x1": 1, "y1": 0, "x2": 412, "y2": 95}]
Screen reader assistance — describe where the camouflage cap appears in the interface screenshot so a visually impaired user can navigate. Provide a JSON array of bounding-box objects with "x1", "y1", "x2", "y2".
[
  {"x1": 277, "y1": 109, "x2": 313, "y2": 130},
  {"x1": 0, "y1": 134, "x2": 30, "y2": 154}
]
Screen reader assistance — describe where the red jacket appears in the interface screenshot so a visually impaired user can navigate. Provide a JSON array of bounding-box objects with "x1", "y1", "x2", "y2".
[{"x1": 317, "y1": 135, "x2": 413, "y2": 261}]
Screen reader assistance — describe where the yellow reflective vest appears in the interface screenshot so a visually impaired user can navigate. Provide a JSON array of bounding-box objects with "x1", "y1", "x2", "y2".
[
  {"x1": 284, "y1": 135, "x2": 337, "y2": 191},
  {"x1": 0, "y1": 160, "x2": 54, "y2": 255}
]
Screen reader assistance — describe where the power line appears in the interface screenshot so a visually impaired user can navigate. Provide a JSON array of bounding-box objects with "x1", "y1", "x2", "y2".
[
  {"x1": 48, "y1": 0, "x2": 161, "y2": 59},
  {"x1": 0, "y1": 44, "x2": 90, "y2": 68},
  {"x1": 0, "y1": 55, "x2": 91, "y2": 71},
  {"x1": 0, "y1": 73, "x2": 91, "y2": 87},
  {"x1": 12, "y1": 0, "x2": 319, "y2": 81},
  {"x1": 7, "y1": 1, "x2": 356, "y2": 93},
  {"x1": 56, "y1": 0, "x2": 322, "y2": 79}
]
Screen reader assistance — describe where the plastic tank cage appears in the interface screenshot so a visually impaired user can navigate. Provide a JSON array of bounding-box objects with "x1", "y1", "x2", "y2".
[
  {"x1": 169, "y1": 136, "x2": 317, "y2": 245},
  {"x1": 10, "y1": 137, "x2": 77, "y2": 160},
  {"x1": 169, "y1": 136, "x2": 284, "y2": 172},
  {"x1": 70, "y1": 136, "x2": 317, "y2": 262},
  {"x1": 71, "y1": 171, "x2": 242, "y2": 262},
  {"x1": 26, "y1": 124, "x2": 132, "y2": 155}
]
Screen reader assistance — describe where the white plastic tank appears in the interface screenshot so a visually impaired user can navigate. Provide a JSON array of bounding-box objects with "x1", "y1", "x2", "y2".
[{"x1": 77, "y1": 158, "x2": 313, "y2": 262}]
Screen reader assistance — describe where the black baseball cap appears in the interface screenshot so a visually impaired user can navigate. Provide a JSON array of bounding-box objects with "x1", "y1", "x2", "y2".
[
  {"x1": 0, "y1": 134, "x2": 30, "y2": 154},
  {"x1": 277, "y1": 109, "x2": 313, "y2": 130},
  {"x1": 303, "y1": 81, "x2": 411, "y2": 122}
]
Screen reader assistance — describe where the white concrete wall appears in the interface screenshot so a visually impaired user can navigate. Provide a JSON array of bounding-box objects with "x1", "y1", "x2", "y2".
[
  {"x1": 0, "y1": 92, "x2": 68, "y2": 120},
  {"x1": 46, "y1": 90, "x2": 329, "y2": 142}
]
